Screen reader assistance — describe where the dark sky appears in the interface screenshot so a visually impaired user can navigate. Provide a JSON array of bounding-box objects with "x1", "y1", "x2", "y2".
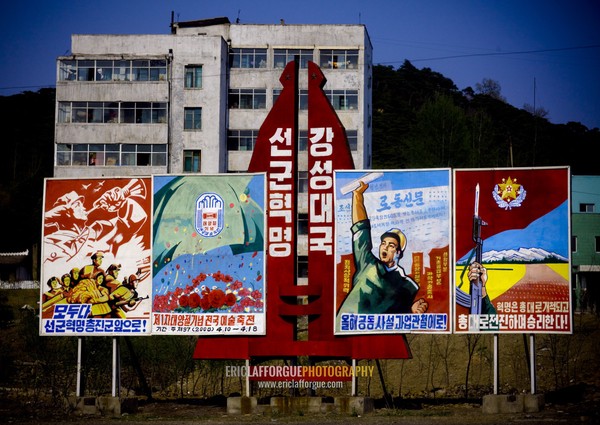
[{"x1": 1, "y1": 0, "x2": 599, "y2": 129}]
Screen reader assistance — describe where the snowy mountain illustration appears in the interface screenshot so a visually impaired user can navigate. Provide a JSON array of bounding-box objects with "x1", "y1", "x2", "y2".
[{"x1": 458, "y1": 247, "x2": 568, "y2": 265}]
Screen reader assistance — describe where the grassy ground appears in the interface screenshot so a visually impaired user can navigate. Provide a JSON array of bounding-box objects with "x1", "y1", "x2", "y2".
[{"x1": 1, "y1": 288, "x2": 599, "y2": 422}]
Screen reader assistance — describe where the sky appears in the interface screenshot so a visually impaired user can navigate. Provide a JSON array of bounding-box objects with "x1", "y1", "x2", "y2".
[{"x1": 1, "y1": 0, "x2": 599, "y2": 129}]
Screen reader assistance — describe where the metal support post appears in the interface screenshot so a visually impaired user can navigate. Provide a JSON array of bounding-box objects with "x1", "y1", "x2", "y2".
[
  {"x1": 351, "y1": 359, "x2": 357, "y2": 396},
  {"x1": 493, "y1": 334, "x2": 499, "y2": 394},
  {"x1": 530, "y1": 334, "x2": 536, "y2": 394},
  {"x1": 76, "y1": 337, "x2": 83, "y2": 397}
]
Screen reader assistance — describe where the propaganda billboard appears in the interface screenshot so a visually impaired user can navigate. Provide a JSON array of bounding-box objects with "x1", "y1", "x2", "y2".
[
  {"x1": 152, "y1": 174, "x2": 266, "y2": 335},
  {"x1": 453, "y1": 167, "x2": 571, "y2": 333},
  {"x1": 334, "y1": 169, "x2": 452, "y2": 334},
  {"x1": 41, "y1": 177, "x2": 152, "y2": 335}
]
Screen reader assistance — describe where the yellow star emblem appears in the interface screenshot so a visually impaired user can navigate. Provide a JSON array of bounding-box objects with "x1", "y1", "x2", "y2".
[{"x1": 497, "y1": 177, "x2": 521, "y2": 201}]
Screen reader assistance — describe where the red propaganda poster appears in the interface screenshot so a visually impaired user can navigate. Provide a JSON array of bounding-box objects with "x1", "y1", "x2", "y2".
[
  {"x1": 40, "y1": 177, "x2": 152, "y2": 336},
  {"x1": 334, "y1": 169, "x2": 452, "y2": 334},
  {"x1": 453, "y1": 167, "x2": 571, "y2": 333}
]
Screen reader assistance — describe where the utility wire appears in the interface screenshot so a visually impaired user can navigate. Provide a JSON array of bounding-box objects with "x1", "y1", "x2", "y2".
[{"x1": 381, "y1": 44, "x2": 600, "y2": 64}]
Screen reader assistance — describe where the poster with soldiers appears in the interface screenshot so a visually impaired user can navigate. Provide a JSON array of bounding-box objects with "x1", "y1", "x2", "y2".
[
  {"x1": 40, "y1": 177, "x2": 152, "y2": 335},
  {"x1": 334, "y1": 169, "x2": 452, "y2": 335},
  {"x1": 453, "y1": 167, "x2": 572, "y2": 333},
  {"x1": 151, "y1": 174, "x2": 266, "y2": 335}
]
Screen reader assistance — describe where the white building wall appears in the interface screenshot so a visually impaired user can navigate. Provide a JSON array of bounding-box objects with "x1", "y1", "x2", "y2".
[
  {"x1": 168, "y1": 36, "x2": 229, "y2": 174},
  {"x1": 54, "y1": 19, "x2": 372, "y2": 177}
]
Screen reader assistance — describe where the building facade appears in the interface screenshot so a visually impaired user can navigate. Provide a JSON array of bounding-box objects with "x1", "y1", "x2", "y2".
[
  {"x1": 53, "y1": 16, "x2": 373, "y2": 283},
  {"x1": 571, "y1": 175, "x2": 600, "y2": 312},
  {"x1": 54, "y1": 17, "x2": 372, "y2": 178}
]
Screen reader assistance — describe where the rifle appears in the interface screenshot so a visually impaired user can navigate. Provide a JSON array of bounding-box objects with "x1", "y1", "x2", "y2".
[
  {"x1": 470, "y1": 183, "x2": 486, "y2": 315},
  {"x1": 114, "y1": 295, "x2": 149, "y2": 307}
]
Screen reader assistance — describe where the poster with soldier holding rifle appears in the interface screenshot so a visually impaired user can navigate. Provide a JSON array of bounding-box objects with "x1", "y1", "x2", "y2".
[{"x1": 453, "y1": 167, "x2": 571, "y2": 333}]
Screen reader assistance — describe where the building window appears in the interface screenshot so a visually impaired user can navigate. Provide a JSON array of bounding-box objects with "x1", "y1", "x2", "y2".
[
  {"x1": 121, "y1": 102, "x2": 167, "y2": 124},
  {"x1": 86, "y1": 143, "x2": 119, "y2": 166},
  {"x1": 59, "y1": 60, "x2": 77, "y2": 81},
  {"x1": 59, "y1": 59, "x2": 167, "y2": 81},
  {"x1": 297, "y1": 255, "x2": 308, "y2": 278},
  {"x1": 299, "y1": 130, "x2": 308, "y2": 151},
  {"x1": 299, "y1": 90, "x2": 309, "y2": 110},
  {"x1": 268, "y1": 89, "x2": 357, "y2": 112},
  {"x1": 273, "y1": 48, "x2": 313, "y2": 69},
  {"x1": 229, "y1": 89, "x2": 266, "y2": 109},
  {"x1": 273, "y1": 89, "x2": 308, "y2": 110},
  {"x1": 227, "y1": 130, "x2": 258, "y2": 151},
  {"x1": 58, "y1": 101, "x2": 166, "y2": 124},
  {"x1": 56, "y1": 143, "x2": 166, "y2": 167},
  {"x1": 184, "y1": 107, "x2": 202, "y2": 130},
  {"x1": 347, "y1": 130, "x2": 358, "y2": 151},
  {"x1": 77, "y1": 60, "x2": 95, "y2": 81},
  {"x1": 58, "y1": 101, "x2": 118, "y2": 123},
  {"x1": 184, "y1": 65, "x2": 203, "y2": 88},
  {"x1": 183, "y1": 150, "x2": 201, "y2": 172},
  {"x1": 113, "y1": 60, "x2": 131, "y2": 81},
  {"x1": 596, "y1": 236, "x2": 600, "y2": 253},
  {"x1": 133, "y1": 60, "x2": 167, "y2": 81},
  {"x1": 95, "y1": 60, "x2": 114, "y2": 81},
  {"x1": 572, "y1": 236, "x2": 577, "y2": 253},
  {"x1": 298, "y1": 213, "x2": 308, "y2": 235},
  {"x1": 324, "y1": 89, "x2": 359, "y2": 110},
  {"x1": 580, "y1": 203, "x2": 595, "y2": 213},
  {"x1": 298, "y1": 171, "x2": 308, "y2": 193},
  {"x1": 320, "y1": 49, "x2": 359, "y2": 69},
  {"x1": 121, "y1": 144, "x2": 167, "y2": 166},
  {"x1": 230, "y1": 48, "x2": 267, "y2": 69}
]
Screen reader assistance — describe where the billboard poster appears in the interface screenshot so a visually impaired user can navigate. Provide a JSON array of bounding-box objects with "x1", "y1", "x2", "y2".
[
  {"x1": 453, "y1": 167, "x2": 571, "y2": 333},
  {"x1": 334, "y1": 169, "x2": 452, "y2": 335},
  {"x1": 152, "y1": 174, "x2": 266, "y2": 335},
  {"x1": 40, "y1": 177, "x2": 152, "y2": 336}
]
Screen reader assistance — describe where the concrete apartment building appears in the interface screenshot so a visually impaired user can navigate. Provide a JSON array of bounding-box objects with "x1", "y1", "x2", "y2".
[
  {"x1": 54, "y1": 17, "x2": 373, "y2": 178},
  {"x1": 53, "y1": 16, "x2": 372, "y2": 281}
]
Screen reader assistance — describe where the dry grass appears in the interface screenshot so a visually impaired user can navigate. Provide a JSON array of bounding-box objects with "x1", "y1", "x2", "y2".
[{"x1": 2, "y1": 289, "x2": 600, "y2": 406}]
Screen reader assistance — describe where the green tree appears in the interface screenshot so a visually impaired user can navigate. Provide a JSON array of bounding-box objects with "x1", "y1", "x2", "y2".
[
  {"x1": 404, "y1": 93, "x2": 470, "y2": 168},
  {"x1": 465, "y1": 108, "x2": 498, "y2": 168},
  {"x1": 372, "y1": 61, "x2": 460, "y2": 169},
  {"x1": 475, "y1": 78, "x2": 506, "y2": 102}
]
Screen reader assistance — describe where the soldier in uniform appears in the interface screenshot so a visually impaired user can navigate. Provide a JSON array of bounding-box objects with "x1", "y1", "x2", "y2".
[{"x1": 337, "y1": 181, "x2": 429, "y2": 317}]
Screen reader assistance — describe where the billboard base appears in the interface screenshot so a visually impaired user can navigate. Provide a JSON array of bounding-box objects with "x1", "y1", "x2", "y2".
[{"x1": 226, "y1": 396, "x2": 373, "y2": 415}]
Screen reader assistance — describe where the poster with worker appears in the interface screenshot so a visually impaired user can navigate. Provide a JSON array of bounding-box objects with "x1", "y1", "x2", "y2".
[
  {"x1": 151, "y1": 174, "x2": 266, "y2": 335},
  {"x1": 334, "y1": 169, "x2": 452, "y2": 335},
  {"x1": 453, "y1": 167, "x2": 572, "y2": 333},
  {"x1": 40, "y1": 177, "x2": 152, "y2": 336}
]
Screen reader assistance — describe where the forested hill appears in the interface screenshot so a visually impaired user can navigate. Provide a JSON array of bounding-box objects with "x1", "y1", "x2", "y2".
[{"x1": 372, "y1": 60, "x2": 599, "y2": 174}]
